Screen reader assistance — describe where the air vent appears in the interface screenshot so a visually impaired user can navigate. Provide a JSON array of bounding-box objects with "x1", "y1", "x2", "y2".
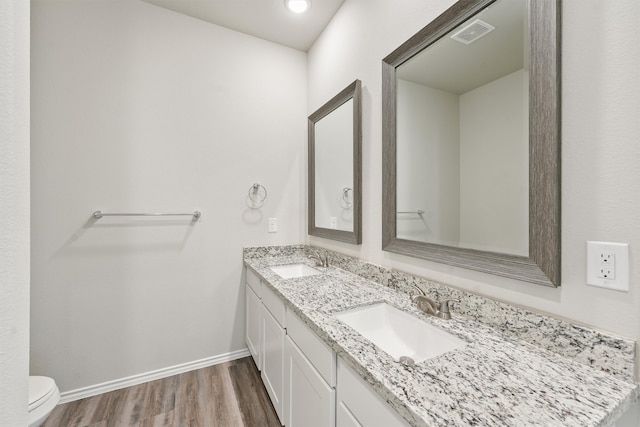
[{"x1": 450, "y1": 19, "x2": 495, "y2": 45}]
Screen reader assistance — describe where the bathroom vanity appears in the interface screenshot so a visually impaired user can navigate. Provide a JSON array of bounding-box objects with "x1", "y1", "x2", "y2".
[{"x1": 244, "y1": 245, "x2": 639, "y2": 426}]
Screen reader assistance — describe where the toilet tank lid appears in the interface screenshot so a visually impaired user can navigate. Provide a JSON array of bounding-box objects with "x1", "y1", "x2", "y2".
[{"x1": 29, "y1": 376, "x2": 56, "y2": 409}]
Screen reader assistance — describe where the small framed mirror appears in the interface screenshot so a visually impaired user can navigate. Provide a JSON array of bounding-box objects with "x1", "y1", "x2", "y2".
[
  {"x1": 309, "y1": 80, "x2": 362, "y2": 244},
  {"x1": 382, "y1": 0, "x2": 560, "y2": 286}
]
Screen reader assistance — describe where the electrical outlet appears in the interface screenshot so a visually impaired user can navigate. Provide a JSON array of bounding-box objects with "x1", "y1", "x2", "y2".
[
  {"x1": 596, "y1": 251, "x2": 615, "y2": 279},
  {"x1": 600, "y1": 252, "x2": 614, "y2": 265},
  {"x1": 586, "y1": 241, "x2": 628, "y2": 291},
  {"x1": 598, "y1": 266, "x2": 614, "y2": 280}
]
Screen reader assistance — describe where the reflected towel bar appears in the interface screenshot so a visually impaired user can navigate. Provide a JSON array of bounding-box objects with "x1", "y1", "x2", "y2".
[
  {"x1": 397, "y1": 210, "x2": 425, "y2": 215},
  {"x1": 93, "y1": 211, "x2": 201, "y2": 220}
]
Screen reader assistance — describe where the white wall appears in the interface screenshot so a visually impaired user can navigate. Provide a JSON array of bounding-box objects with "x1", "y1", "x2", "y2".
[
  {"x1": 396, "y1": 70, "x2": 527, "y2": 253},
  {"x1": 459, "y1": 69, "x2": 528, "y2": 255},
  {"x1": 396, "y1": 79, "x2": 459, "y2": 244},
  {"x1": 30, "y1": 0, "x2": 306, "y2": 392},
  {"x1": 307, "y1": 0, "x2": 640, "y2": 377},
  {"x1": 0, "y1": 1, "x2": 30, "y2": 425}
]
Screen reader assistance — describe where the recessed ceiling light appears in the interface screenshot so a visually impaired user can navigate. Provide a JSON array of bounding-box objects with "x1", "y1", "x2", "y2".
[{"x1": 285, "y1": 0, "x2": 310, "y2": 14}]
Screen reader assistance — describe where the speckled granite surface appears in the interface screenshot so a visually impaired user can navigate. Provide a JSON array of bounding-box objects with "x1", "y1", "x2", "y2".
[
  {"x1": 244, "y1": 245, "x2": 636, "y2": 383},
  {"x1": 387, "y1": 270, "x2": 637, "y2": 384},
  {"x1": 243, "y1": 245, "x2": 639, "y2": 427}
]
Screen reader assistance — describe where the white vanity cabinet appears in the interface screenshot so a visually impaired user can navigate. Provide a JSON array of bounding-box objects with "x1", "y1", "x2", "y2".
[
  {"x1": 245, "y1": 269, "x2": 286, "y2": 424},
  {"x1": 261, "y1": 284, "x2": 287, "y2": 424},
  {"x1": 284, "y1": 311, "x2": 336, "y2": 427},
  {"x1": 614, "y1": 400, "x2": 639, "y2": 427},
  {"x1": 244, "y1": 267, "x2": 406, "y2": 427},
  {"x1": 245, "y1": 270, "x2": 262, "y2": 370},
  {"x1": 336, "y1": 358, "x2": 410, "y2": 427}
]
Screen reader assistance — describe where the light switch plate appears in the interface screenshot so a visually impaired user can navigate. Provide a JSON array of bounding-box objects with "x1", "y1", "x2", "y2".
[
  {"x1": 268, "y1": 218, "x2": 277, "y2": 233},
  {"x1": 329, "y1": 217, "x2": 337, "y2": 229},
  {"x1": 586, "y1": 241, "x2": 629, "y2": 291}
]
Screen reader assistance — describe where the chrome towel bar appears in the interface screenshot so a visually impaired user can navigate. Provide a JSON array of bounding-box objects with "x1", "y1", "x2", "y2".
[
  {"x1": 93, "y1": 211, "x2": 201, "y2": 220},
  {"x1": 397, "y1": 210, "x2": 425, "y2": 215}
]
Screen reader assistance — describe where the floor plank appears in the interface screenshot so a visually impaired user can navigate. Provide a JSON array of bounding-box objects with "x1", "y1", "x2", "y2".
[
  {"x1": 229, "y1": 358, "x2": 281, "y2": 427},
  {"x1": 138, "y1": 409, "x2": 175, "y2": 427},
  {"x1": 42, "y1": 357, "x2": 278, "y2": 427},
  {"x1": 113, "y1": 382, "x2": 147, "y2": 425},
  {"x1": 176, "y1": 369, "x2": 206, "y2": 426},
  {"x1": 92, "y1": 388, "x2": 129, "y2": 426},
  {"x1": 64, "y1": 393, "x2": 101, "y2": 426},
  {"x1": 208, "y1": 363, "x2": 244, "y2": 426},
  {"x1": 141, "y1": 375, "x2": 171, "y2": 420},
  {"x1": 105, "y1": 386, "x2": 132, "y2": 427}
]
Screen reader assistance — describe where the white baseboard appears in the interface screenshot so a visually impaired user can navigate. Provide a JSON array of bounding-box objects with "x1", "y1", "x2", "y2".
[{"x1": 59, "y1": 348, "x2": 251, "y2": 404}]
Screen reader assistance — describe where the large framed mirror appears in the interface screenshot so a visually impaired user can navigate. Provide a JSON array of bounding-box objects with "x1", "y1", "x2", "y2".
[
  {"x1": 309, "y1": 80, "x2": 362, "y2": 244},
  {"x1": 382, "y1": 0, "x2": 560, "y2": 286}
]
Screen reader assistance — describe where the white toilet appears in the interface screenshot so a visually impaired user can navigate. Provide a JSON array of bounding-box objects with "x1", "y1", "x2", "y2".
[{"x1": 28, "y1": 376, "x2": 60, "y2": 427}]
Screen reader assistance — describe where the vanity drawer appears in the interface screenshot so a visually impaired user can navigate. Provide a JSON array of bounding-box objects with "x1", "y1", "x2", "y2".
[
  {"x1": 286, "y1": 310, "x2": 336, "y2": 387},
  {"x1": 337, "y1": 357, "x2": 409, "y2": 427},
  {"x1": 262, "y1": 283, "x2": 286, "y2": 327},
  {"x1": 246, "y1": 268, "x2": 261, "y2": 296}
]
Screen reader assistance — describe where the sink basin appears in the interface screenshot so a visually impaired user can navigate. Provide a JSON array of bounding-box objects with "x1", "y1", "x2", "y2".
[
  {"x1": 269, "y1": 264, "x2": 322, "y2": 279},
  {"x1": 335, "y1": 302, "x2": 466, "y2": 363}
]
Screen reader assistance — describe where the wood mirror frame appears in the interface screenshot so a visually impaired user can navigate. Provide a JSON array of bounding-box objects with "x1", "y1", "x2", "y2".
[
  {"x1": 309, "y1": 80, "x2": 362, "y2": 244},
  {"x1": 382, "y1": 0, "x2": 561, "y2": 286}
]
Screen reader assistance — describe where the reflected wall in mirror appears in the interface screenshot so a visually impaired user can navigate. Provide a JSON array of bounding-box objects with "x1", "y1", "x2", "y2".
[
  {"x1": 382, "y1": 0, "x2": 560, "y2": 286},
  {"x1": 309, "y1": 80, "x2": 362, "y2": 244},
  {"x1": 397, "y1": 0, "x2": 529, "y2": 256}
]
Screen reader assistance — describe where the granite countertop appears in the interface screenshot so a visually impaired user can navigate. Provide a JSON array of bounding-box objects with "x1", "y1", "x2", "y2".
[{"x1": 244, "y1": 254, "x2": 639, "y2": 427}]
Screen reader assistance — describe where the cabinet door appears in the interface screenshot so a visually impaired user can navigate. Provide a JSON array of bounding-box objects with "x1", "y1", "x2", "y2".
[
  {"x1": 245, "y1": 283, "x2": 261, "y2": 370},
  {"x1": 336, "y1": 402, "x2": 362, "y2": 427},
  {"x1": 284, "y1": 336, "x2": 335, "y2": 427},
  {"x1": 262, "y1": 304, "x2": 285, "y2": 425},
  {"x1": 286, "y1": 310, "x2": 336, "y2": 387},
  {"x1": 336, "y1": 358, "x2": 410, "y2": 427},
  {"x1": 614, "y1": 400, "x2": 639, "y2": 427}
]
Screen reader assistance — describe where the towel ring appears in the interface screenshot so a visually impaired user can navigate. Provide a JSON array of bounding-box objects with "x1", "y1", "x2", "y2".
[
  {"x1": 341, "y1": 187, "x2": 353, "y2": 209},
  {"x1": 247, "y1": 183, "x2": 267, "y2": 209}
]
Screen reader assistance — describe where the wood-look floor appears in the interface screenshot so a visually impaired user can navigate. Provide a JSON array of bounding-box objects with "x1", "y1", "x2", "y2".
[{"x1": 43, "y1": 357, "x2": 280, "y2": 427}]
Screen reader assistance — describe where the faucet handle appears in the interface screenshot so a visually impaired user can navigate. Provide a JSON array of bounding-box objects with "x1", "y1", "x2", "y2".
[
  {"x1": 382, "y1": 270, "x2": 391, "y2": 286},
  {"x1": 413, "y1": 295, "x2": 438, "y2": 315},
  {"x1": 410, "y1": 284, "x2": 426, "y2": 302},
  {"x1": 311, "y1": 250, "x2": 329, "y2": 267},
  {"x1": 437, "y1": 299, "x2": 460, "y2": 319},
  {"x1": 308, "y1": 249, "x2": 325, "y2": 267}
]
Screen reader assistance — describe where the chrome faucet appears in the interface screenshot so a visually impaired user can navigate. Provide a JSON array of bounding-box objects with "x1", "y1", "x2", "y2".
[
  {"x1": 308, "y1": 250, "x2": 329, "y2": 268},
  {"x1": 410, "y1": 285, "x2": 459, "y2": 320}
]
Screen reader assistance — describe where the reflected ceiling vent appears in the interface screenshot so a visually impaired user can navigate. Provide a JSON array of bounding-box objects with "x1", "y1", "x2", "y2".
[{"x1": 451, "y1": 19, "x2": 495, "y2": 45}]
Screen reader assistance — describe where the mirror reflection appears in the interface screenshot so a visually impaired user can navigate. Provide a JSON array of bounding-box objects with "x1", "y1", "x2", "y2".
[
  {"x1": 308, "y1": 80, "x2": 362, "y2": 244},
  {"x1": 396, "y1": 0, "x2": 529, "y2": 256},
  {"x1": 314, "y1": 99, "x2": 354, "y2": 232},
  {"x1": 382, "y1": 0, "x2": 561, "y2": 287}
]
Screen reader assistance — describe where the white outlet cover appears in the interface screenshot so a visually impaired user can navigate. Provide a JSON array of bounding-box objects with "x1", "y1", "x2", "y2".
[{"x1": 586, "y1": 241, "x2": 629, "y2": 291}]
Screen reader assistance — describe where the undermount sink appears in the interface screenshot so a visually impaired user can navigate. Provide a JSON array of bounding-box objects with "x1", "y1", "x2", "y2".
[
  {"x1": 335, "y1": 302, "x2": 466, "y2": 363},
  {"x1": 269, "y1": 264, "x2": 322, "y2": 279}
]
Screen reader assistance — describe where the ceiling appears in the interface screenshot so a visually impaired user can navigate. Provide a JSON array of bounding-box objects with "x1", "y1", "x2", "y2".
[
  {"x1": 397, "y1": 0, "x2": 526, "y2": 94},
  {"x1": 142, "y1": 0, "x2": 345, "y2": 51}
]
